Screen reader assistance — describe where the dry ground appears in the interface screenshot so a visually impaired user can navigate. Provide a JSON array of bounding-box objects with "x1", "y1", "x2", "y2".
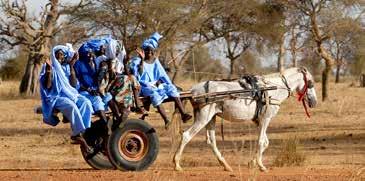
[{"x1": 0, "y1": 80, "x2": 364, "y2": 180}]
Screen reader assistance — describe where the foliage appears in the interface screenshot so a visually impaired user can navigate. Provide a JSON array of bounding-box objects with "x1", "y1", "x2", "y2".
[
  {"x1": 182, "y1": 45, "x2": 228, "y2": 81},
  {"x1": 0, "y1": 54, "x2": 27, "y2": 80}
]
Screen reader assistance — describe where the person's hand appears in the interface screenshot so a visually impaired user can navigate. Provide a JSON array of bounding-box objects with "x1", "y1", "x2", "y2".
[
  {"x1": 136, "y1": 47, "x2": 145, "y2": 60},
  {"x1": 155, "y1": 80, "x2": 162, "y2": 87},
  {"x1": 87, "y1": 88, "x2": 99, "y2": 96},
  {"x1": 148, "y1": 82, "x2": 157, "y2": 88},
  {"x1": 45, "y1": 58, "x2": 52, "y2": 71},
  {"x1": 109, "y1": 69, "x2": 116, "y2": 80},
  {"x1": 69, "y1": 52, "x2": 79, "y2": 66}
]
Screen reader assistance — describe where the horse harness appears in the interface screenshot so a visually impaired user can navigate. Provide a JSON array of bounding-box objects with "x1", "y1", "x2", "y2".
[{"x1": 239, "y1": 75, "x2": 279, "y2": 125}]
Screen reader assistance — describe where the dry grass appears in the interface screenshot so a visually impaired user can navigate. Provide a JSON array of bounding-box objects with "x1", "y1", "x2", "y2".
[
  {"x1": 0, "y1": 79, "x2": 363, "y2": 181},
  {"x1": 273, "y1": 137, "x2": 306, "y2": 167},
  {"x1": 0, "y1": 81, "x2": 20, "y2": 99}
]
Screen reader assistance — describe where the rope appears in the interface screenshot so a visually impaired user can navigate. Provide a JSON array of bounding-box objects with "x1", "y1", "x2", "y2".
[{"x1": 221, "y1": 107, "x2": 225, "y2": 155}]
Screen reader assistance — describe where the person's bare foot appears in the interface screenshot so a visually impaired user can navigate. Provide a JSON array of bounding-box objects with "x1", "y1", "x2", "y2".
[
  {"x1": 182, "y1": 113, "x2": 192, "y2": 123},
  {"x1": 71, "y1": 134, "x2": 94, "y2": 155},
  {"x1": 135, "y1": 107, "x2": 148, "y2": 116},
  {"x1": 164, "y1": 119, "x2": 172, "y2": 130}
]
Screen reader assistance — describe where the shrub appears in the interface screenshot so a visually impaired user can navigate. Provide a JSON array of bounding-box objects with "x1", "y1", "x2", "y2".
[
  {"x1": 0, "y1": 54, "x2": 27, "y2": 80},
  {"x1": 273, "y1": 137, "x2": 306, "y2": 167}
]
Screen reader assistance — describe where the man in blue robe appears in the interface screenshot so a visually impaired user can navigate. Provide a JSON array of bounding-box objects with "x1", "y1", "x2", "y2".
[
  {"x1": 130, "y1": 32, "x2": 192, "y2": 129},
  {"x1": 39, "y1": 45, "x2": 93, "y2": 146},
  {"x1": 74, "y1": 42, "x2": 111, "y2": 126}
]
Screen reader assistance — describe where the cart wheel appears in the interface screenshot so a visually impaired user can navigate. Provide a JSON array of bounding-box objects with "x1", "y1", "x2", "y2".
[
  {"x1": 80, "y1": 120, "x2": 115, "y2": 170},
  {"x1": 107, "y1": 119, "x2": 159, "y2": 171},
  {"x1": 80, "y1": 143, "x2": 115, "y2": 170}
]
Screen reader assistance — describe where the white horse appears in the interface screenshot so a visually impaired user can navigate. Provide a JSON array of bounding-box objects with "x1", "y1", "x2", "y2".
[{"x1": 173, "y1": 67, "x2": 317, "y2": 172}]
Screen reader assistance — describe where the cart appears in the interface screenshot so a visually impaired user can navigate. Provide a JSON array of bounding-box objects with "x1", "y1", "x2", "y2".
[{"x1": 35, "y1": 86, "x2": 277, "y2": 171}]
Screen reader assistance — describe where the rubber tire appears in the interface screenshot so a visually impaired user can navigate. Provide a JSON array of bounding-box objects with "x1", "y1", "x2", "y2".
[
  {"x1": 80, "y1": 120, "x2": 115, "y2": 170},
  {"x1": 80, "y1": 144, "x2": 115, "y2": 170},
  {"x1": 107, "y1": 119, "x2": 159, "y2": 171}
]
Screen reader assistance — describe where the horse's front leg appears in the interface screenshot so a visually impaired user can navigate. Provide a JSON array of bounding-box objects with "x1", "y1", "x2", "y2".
[
  {"x1": 256, "y1": 105, "x2": 279, "y2": 172},
  {"x1": 174, "y1": 104, "x2": 216, "y2": 171}
]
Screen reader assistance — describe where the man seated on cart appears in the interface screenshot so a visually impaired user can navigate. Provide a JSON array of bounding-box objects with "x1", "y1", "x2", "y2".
[
  {"x1": 95, "y1": 38, "x2": 147, "y2": 131},
  {"x1": 39, "y1": 44, "x2": 93, "y2": 147},
  {"x1": 130, "y1": 32, "x2": 192, "y2": 129},
  {"x1": 74, "y1": 39, "x2": 114, "y2": 131}
]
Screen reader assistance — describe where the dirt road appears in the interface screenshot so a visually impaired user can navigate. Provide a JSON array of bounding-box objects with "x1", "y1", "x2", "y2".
[{"x1": 0, "y1": 82, "x2": 364, "y2": 180}]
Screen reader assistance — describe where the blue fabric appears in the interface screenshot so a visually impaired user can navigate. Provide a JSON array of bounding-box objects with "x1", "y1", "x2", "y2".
[
  {"x1": 74, "y1": 51, "x2": 111, "y2": 111},
  {"x1": 142, "y1": 32, "x2": 163, "y2": 50},
  {"x1": 76, "y1": 38, "x2": 120, "y2": 110},
  {"x1": 74, "y1": 59, "x2": 98, "y2": 90},
  {"x1": 79, "y1": 91, "x2": 112, "y2": 112},
  {"x1": 61, "y1": 64, "x2": 80, "y2": 90},
  {"x1": 130, "y1": 57, "x2": 179, "y2": 106},
  {"x1": 78, "y1": 39, "x2": 108, "y2": 60},
  {"x1": 53, "y1": 96, "x2": 93, "y2": 136},
  {"x1": 39, "y1": 45, "x2": 93, "y2": 135}
]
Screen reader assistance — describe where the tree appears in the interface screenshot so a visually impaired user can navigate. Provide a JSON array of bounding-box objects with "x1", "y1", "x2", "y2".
[
  {"x1": 0, "y1": 0, "x2": 89, "y2": 95},
  {"x1": 327, "y1": 18, "x2": 362, "y2": 83},
  {"x1": 183, "y1": 45, "x2": 228, "y2": 81},
  {"x1": 232, "y1": 50, "x2": 262, "y2": 75},
  {"x1": 198, "y1": 1, "x2": 284, "y2": 78},
  {"x1": 73, "y1": 0, "x2": 210, "y2": 82},
  {"x1": 290, "y1": 0, "x2": 350, "y2": 101}
]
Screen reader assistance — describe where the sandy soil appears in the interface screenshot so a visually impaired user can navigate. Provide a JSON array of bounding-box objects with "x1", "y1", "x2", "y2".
[{"x1": 0, "y1": 82, "x2": 364, "y2": 180}]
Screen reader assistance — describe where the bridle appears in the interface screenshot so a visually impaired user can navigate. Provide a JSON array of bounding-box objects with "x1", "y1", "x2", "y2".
[{"x1": 281, "y1": 70, "x2": 312, "y2": 118}]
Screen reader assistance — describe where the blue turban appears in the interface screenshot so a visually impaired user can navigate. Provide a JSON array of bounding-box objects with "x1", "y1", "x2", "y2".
[{"x1": 142, "y1": 32, "x2": 163, "y2": 50}]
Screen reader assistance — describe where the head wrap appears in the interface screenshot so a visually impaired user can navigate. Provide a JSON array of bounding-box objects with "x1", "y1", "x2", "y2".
[
  {"x1": 142, "y1": 32, "x2": 163, "y2": 50},
  {"x1": 78, "y1": 39, "x2": 107, "y2": 61},
  {"x1": 105, "y1": 38, "x2": 126, "y2": 60},
  {"x1": 48, "y1": 45, "x2": 80, "y2": 100},
  {"x1": 62, "y1": 43, "x2": 75, "y2": 63}
]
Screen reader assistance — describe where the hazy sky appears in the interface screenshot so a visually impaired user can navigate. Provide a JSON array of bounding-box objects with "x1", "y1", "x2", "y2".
[{"x1": 26, "y1": 0, "x2": 74, "y2": 14}]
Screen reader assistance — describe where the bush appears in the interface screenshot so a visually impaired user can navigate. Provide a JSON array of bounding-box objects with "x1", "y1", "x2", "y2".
[
  {"x1": 273, "y1": 137, "x2": 306, "y2": 167},
  {"x1": 0, "y1": 54, "x2": 27, "y2": 80}
]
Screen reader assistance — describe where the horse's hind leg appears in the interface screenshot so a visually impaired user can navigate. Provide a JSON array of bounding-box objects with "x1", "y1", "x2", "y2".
[
  {"x1": 206, "y1": 116, "x2": 233, "y2": 172},
  {"x1": 174, "y1": 104, "x2": 216, "y2": 171}
]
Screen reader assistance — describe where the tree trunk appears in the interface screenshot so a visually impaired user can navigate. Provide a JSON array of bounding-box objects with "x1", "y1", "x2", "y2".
[
  {"x1": 19, "y1": 54, "x2": 35, "y2": 95},
  {"x1": 335, "y1": 63, "x2": 341, "y2": 84},
  {"x1": 171, "y1": 49, "x2": 190, "y2": 83},
  {"x1": 19, "y1": 0, "x2": 57, "y2": 96},
  {"x1": 310, "y1": 13, "x2": 335, "y2": 101},
  {"x1": 19, "y1": 53, "x2": 42, "y2": 95},
  {"x1": 290, "y1": 27, "x2": 297, "y2": 67},
  {"x1": 322, "y1": 63, "x2": 331, "y2": 101},
  {"x1": 360, "y1": 74, "x2": 365, "y2": 87},
  {"x1": 277, "y1": 34, "x2": 285, "y2": 73},
  {"x1": 229, "y1": 59, "x2": 235, "y2": 79}
]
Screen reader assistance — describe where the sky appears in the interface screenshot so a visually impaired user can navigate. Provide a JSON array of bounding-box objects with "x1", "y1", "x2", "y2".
[
  {"x1": 2, "y1": 1, "x2": 363, "y2": 69},
  {"x1": 1, "y1": 0, "x2": 278, "y2": 68},
  {"x1": 27, "y1": 0, "x2": 74, "y2": 14},
  {"x1": 0, "y1": 0, "x2": 74, "y2": 62}
]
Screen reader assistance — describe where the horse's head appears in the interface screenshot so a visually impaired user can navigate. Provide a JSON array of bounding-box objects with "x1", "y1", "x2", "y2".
[{"x1": 297, "y1": 67, "x2": 317, "y2": 108}]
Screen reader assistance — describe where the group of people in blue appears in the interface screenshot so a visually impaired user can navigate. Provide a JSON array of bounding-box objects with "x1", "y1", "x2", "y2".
[{"x1": 39, "y1": 32, "x2": 192, "y2": 147}]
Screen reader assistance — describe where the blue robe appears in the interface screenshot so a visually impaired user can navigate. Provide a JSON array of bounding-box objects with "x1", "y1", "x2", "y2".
[
  {"x1": 130, "y1": 57, "x2": 179, "y2": 106},
  {"x1": 74, "y1": 59, "x2": 111, "y2": 111},
  {"x1": 39, "y1": 45, "x2": 93, "y2": 136}
]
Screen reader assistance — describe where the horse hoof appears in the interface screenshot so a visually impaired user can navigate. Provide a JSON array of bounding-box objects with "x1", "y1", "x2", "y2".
[
  {"x1": 175, "y1": 166, "x2": 183, "y2": 172},
  {"x1": 224, "y1": 167, "x2": 233, "y2": 172},
  {"x1": 259, "y1": 167, "x2": 268, "y2": 172}
]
